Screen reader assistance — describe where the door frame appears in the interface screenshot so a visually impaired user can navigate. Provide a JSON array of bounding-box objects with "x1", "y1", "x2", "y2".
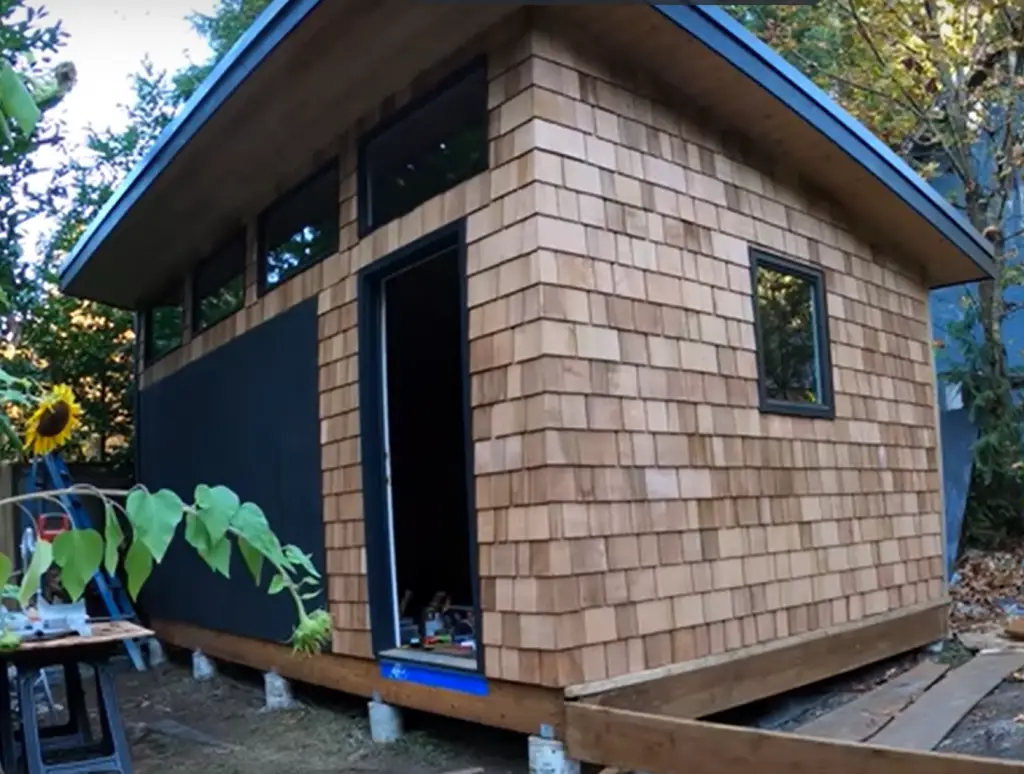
[{"x1": 356, "y1": 218, "x2": 483, "y2": 671}]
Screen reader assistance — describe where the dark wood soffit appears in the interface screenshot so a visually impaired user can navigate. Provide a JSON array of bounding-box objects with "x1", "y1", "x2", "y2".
[
  {"x1": 73, "y1": 0, "x2": 521, "y2": 309},
  {"x1": 541, "y1": 5, "x2": 985, "y2": 290}
]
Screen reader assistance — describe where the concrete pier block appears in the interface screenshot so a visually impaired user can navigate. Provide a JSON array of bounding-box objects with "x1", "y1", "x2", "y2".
[
  {"x1": 263, "y1": 670, "x2": 297, "y2": 711},
  {"x1": 191, "y1": 650, "x2": 216, "y2": 681},
  {"x1": 368, "y1": 698, "x2": 404, "y2": 743},
  {"x1": 528, "y1": 735, "x2": 580, "y2": 774}
]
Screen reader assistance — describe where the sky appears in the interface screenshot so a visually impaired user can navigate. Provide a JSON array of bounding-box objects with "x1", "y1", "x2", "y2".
[{"x1": 22, "y1": 1, "x2": 219, "y2": 259}]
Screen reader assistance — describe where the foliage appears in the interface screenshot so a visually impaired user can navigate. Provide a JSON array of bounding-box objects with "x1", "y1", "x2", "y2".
[
  {"x1": 172, "y1": 0, "x2": 273, "y2": 101},
  {"x1": 0, "y1": 0, "x2": 329, "y2": 654},
  {"x1": 729, "y1": 1, "x2": 1024, "y2": 547},
  {"x1": 9, "y1": 60, "x2": 184, "y2": 468},
  {"x1": 0, "y1": 0, "x2": 73, "y2": 333},
  {"x1": 10, "y1": 0, "x2": 273, "y2": 468},
  {"x1": 0, "y1": 376, "x2": 330, "y2": 654},
  {"x1": 942, "y1": 261, "x2": 1024, "y2": 549}
]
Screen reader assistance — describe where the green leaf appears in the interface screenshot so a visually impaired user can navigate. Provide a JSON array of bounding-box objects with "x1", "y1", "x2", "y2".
[
  {"x1": 202, "y1": 537, "x2": 232, "y2": 578},
  {"x1": 126, "y1": 489, "x2": 184, "y2": 563},
  {"x1": 0, "y1": 63, "x2": 41, "y2": 136},
  {"x1": 268, "y1": 574, "x2": 286, "y2": 595},
  {"x1": 123, "y1": 540, "x2": 153, "y2": 601},
  {"x1": 52, "y1": 528, "x2": 103, "y2": 602},
  {"x1": 186, "y1": 513, "x2": 232, "y2": 578},
  {"x1": 184, "y1": 513, "x2": 209, "y2": 554},
  {"x1": 230, "y1": 502, "x2": 285, "y2": 564},
  {"x1": 282, "y1": 545, "x2": 320, "y2": 579},
  {"x1": 0, "y1": 553, "x2": 12, "y2": 589},
  {"x1": 236, "y1": 535, "x2": 263, "y2": 586},
  {"x1": 300, "y1": 591, "x2": 321, "y2": 600},
  {"x1": 103, "y1": 503, "x2": 124, "y2": 577},
  {"x1": 0, "y1": 415, "x2": 21, "y2": 451},
  {"x1": 194, "y1": 484, "x2": 239, "y2": 544},
  {"x1": 18, "y1": 540, "x2": 53, "y2": 608}
]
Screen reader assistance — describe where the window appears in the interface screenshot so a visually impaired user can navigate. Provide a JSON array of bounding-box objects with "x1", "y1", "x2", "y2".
[
  {"x1": 358, "y1": 58, "x2": 489, "y2": 236},
  {"x1": 258, "y1": 161, "x2": 340, "y2": 293},
  {"x1": 750, "y1": 249, "x2": 834, "y2": 418},
  {"x1": 144, "y1": 283, "x2": 184, "y2": 364},
  {"x1": 193, "y1": 231, "x2": 246, "y2": 333}
]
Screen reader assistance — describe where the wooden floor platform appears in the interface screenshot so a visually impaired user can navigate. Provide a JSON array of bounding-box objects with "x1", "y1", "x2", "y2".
[
  {"x1": 568, "y1": 632, "x2": 1024, "y2": 773},
  {"x1": 566, "y1": 703, "x2": 1024, "y2": 774},
  {"x1": 154, "y1": 607, "x2": 1024, "y2": 774}
]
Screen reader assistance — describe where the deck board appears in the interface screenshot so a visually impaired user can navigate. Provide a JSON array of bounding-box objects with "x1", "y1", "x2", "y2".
[
  {"x1": 798, "y1": 660, "x2": 949, "y2": 741},
  {"x1": 870, "y1": 653, "x2": 1024, "y2": 751}
]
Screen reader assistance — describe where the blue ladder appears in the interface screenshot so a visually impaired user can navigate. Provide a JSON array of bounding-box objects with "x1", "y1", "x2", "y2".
[{"x1": 22, "y1": 454, "x2": 149, "y2": 671}]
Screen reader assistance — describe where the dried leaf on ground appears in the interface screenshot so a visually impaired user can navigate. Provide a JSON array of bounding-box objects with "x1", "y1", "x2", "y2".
[{"x1": 950, "y1": 549, "x2": 1024, "y2": 633}]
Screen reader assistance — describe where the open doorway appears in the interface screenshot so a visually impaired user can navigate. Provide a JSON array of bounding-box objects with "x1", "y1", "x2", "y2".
[{"x1": 359, "y1": 223, "x2": 479, "y2": 671}]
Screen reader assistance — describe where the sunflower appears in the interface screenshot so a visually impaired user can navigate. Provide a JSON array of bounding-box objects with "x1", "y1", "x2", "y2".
[{"x1": 24, "y1": 384, "x2": 83, "y2": 458}]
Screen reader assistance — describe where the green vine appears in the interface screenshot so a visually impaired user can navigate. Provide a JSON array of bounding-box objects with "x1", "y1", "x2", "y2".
[{"x1": 0, "y1": 483, "x2": 331, "y2": 654}]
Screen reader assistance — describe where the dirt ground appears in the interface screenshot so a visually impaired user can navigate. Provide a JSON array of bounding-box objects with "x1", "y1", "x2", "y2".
[
  {"x1": 113, "y1": 650, "x2": 1024, "y2": 772},
  {"x1": 107, "y1": 660, "x2": 529, "y2": 774}
]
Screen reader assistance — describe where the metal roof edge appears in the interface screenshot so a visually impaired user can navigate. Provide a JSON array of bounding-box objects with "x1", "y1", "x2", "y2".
[
  {"x1": 58, "y1": 0, "x2": 323, "y2": 294},
  {"x1": 654, "y1": 4, "x2": 996, "y2": 280}
]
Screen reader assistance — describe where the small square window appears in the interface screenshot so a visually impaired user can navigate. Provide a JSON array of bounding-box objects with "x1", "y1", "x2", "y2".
[
  {"x1": 750, "y1": 249, "x2": 834, "y2": 418},
  {"x1": 144, "y1": 283, "x2": 184, "y2": 364},
  {"x1": 359, "y1": 58, "x2": 489, "y2": 236},
  {"x1": 193, "y1": 231, "x2": 246, "y2": 333},
  {"x1": 258, "y1": 161, "x2": 340, "y2": 293}
]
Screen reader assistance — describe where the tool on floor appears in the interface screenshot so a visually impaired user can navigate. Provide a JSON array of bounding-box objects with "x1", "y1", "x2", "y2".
[{"x1": 19, "y1": 454, "x2": 151, "y2": 671}]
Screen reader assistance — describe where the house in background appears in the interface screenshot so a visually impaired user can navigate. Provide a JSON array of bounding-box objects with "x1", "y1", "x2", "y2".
[
  {"x1": 928, "y1": 157, "x2": 1024, "y2": 574},
  {"x1": 57, "y1": 0, "x2": 994, "y2": 762}
]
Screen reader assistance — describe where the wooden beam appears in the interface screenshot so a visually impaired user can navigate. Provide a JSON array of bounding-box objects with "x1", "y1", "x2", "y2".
[
  {"x1": 565, "y1": 703, "x2": 1024, "y2": 774},
  {"x1": 584, "y1": 600, "x2": 947, "y2": 719},
  {"x1": 152, "y1": 618, "x2": 564, "y2": 737},
  {"x1": 797, "y1": 659, "x2": 949, "y2": 741}
]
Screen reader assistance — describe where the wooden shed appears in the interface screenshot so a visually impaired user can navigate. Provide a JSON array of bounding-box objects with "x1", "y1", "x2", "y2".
[{"x1": 59, "y1": 0, "x2": 994, "y2": 743}]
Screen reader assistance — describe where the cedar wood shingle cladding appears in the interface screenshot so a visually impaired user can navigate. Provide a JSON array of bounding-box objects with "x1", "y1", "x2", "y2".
[{"x1": 138, "y1": 25, "x2": 943, "y2": 687}]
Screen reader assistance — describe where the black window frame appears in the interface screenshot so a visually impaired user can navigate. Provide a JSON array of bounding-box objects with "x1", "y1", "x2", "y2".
[
  {"x1": 143, "y1": 281, "x2": 185, "y2": 366},
  {"x1": 357, "y1": 56, "x2": 489, "y2": 238},
  {"x1": 192, "y1": 229, "x2": 247, "y2": 335},
  {"x1": 257, "y1": 160, "x2": 340, "y2": 296},
  {"x1": 749, "y1": 248, "x2": 835, "y2": 419}
]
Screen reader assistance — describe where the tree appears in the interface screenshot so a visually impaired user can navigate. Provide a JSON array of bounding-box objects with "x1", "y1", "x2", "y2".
[
  {"x1": 12, "y1": 0, "x2": 274, "y2": 469},
  {"x1": 0, "y1": 0, "x2": 74, "y2": 325},
  {"x1": 728, "y1": 1, "x2": 1024, "y2": 545},
  {"x1": 173, "y1": 0, "x2": 273, "y2": 100}
]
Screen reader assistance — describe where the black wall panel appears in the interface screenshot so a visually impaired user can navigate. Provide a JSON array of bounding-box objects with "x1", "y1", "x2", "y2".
[{"x1": 137, "y1": 299, "x2": 324, "y2": 643}]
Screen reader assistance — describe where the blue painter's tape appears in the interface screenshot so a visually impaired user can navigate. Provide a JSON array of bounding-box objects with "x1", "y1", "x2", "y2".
[{"x1": 379, "y1": 660, "x2": 489, "y2": 696}]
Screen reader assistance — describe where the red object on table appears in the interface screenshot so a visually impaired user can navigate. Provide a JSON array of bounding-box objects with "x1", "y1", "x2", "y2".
[{"x1": 34, "y1": 513, "x2": 72, "y2": 542}]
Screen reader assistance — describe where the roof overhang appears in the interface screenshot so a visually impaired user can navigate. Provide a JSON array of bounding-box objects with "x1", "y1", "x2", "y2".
[
  {"x1": 57, "y1": 0, "x2": 519, "y2": 308},
  {"x1": 59, "y1": 0, "x2": 320, "y2": 306},
  {"x1": 59, "y1": 2, "x2": 994, "y2": 307},
  {"x1": 539, "y1": 3, "x2": 994, "y2": 289},
  {"x1": 658, "y1": 5, "x2": 995, "y2": 286}
]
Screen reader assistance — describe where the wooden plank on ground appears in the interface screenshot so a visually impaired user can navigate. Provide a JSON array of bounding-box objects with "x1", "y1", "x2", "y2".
[
  {"x1": 565, "y1": 702, "x2": 1024, "y2": 774},
  {"x1": 798, "y1": 659, "x2": 949, "y2": 741},
  {"x1": 869, "y1": 652, "x2": 1024, "y2": 751}
]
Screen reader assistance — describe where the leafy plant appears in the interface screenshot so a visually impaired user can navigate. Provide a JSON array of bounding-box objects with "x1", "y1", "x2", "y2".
[
  {"x1": 0, "y1": 375, "x2": 330, "y2": 655},
  {"x1": 941, "y1": 260, "x2": 1024, "y2": 549}
]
